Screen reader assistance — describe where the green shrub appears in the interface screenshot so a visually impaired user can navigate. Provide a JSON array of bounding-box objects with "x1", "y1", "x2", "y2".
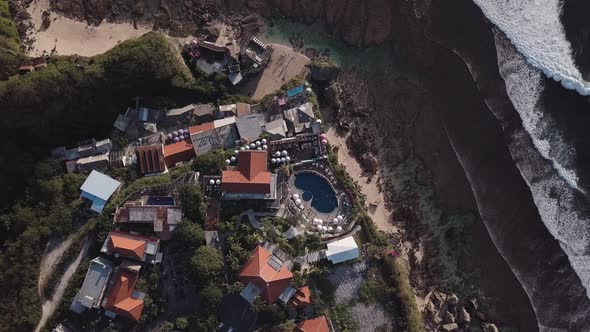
[{"x1": 380, "y1": 254, "x2": 423, "y2": 332}]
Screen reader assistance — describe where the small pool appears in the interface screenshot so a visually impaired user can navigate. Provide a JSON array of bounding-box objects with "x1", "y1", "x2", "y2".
[{"x1": 294, "y1": 172, "x2": 338, "y2": 213}]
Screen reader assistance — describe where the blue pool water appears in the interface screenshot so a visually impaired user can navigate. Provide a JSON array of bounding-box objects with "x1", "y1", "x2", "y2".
[{"x1": 294, "y1": 173, "x2": 338, "y2": 213}]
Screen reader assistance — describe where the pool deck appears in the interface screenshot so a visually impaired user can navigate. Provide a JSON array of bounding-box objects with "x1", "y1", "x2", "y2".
[{"x1": 286, "y1": 168, "x2": 354, "y2": 238}]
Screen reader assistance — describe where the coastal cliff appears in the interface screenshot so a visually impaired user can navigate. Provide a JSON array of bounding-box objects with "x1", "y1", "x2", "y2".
[{"x1": 17, "y1": 0, "x2": 590, "y2": 330}]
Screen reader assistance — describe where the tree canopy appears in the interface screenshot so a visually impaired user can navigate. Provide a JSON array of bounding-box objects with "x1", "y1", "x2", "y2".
[
  {"x1": 179, "y1": 184, "x2": 206, "y2": 224},
  {"x1": 190, "y1": 246, "x2": 224, "y2": 283}
]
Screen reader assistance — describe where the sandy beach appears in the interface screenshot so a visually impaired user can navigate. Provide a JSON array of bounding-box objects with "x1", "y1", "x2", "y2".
[
  {"x1": 26, "y1": 0, "x2": 151, "y2": 57},
  {"x1": 326, "y1": 128, "x2": 399, "y2": 234}
]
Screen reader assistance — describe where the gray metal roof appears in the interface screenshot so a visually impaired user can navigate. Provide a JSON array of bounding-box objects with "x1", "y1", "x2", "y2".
[
  {"x1": 80, "y1": 170, "x2": 121, "y2": 201},
  {"x1": 166, "y1": 104, "x2": 195, "y2": 117},
  {"x1": 73, "y1": 257, "x2": 113, "y2": 309},
  {"x1": 263, "y1": 119, "x2": 287, "y2": 138},
  {"x1": 236, "y1": 113, "x2": 264, "y2": 142}
]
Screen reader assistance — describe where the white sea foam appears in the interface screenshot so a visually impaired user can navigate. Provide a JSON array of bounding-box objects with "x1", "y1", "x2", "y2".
[
  {"x1": 473, "y1": 0, "x2": 590, "y2": 96},
  {"x1": 494, "y1": 31, "x2": 590, "y2": 301}
]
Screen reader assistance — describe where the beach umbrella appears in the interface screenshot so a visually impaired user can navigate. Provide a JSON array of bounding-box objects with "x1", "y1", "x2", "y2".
[
  {"x1": 245, "y1": 145, "x2": 250, "y2": 150},
  {"x1": 256, "y1": 141, "x2": 261, "y2": 147},
  {"x1": 240, "y1": 146, "x2": 246, "y2": 151},
  {"x1": 234, "y1": 150, "x2": 239, "y2": 155},
  {"x1": 328, "y1": 226, "x2": 334, "y2": 232},
  {"x1": 321, "y1": 139, "x2": 328, "y2": 145},
  {"x1": 320, "y1": 133, "x2": 328, "y2": 139},
  {"x1": 167, "y1": 133, "x2": 173, "y2": 139},
  {"x1": 282, "y1": 150, "x2": 288, "y2": 156},
  {"x1": 338, "y1": 215, "x2": 344, "y2": 221},
  {"x1": 262, "y1": 138, "x2": 267, "y2": 144},
  {"x1": 281, "y1": 157, "x2": 286, "y2": 163},
  {"x1": 333, "y1": 218, "x2": 338, "y2": 223},
  {"x1": 230, "y1": 156, "x2": 236, "y2": 162},
  {"x1": 257, "y1": 147, "x2": 262, "y2": 151},
  {"x1": 209, "y1": 179, "x2": 215, "y2": 185},
  {"x1": 263, "y1": 145, "x2": 268, "y2": 150},
  {"x1": 295, "y1": 199, "x2": 302, "y2": 205},
  {"x1": 275, "y1": 151, "x2": 281, "y2": 157},
  {"x1": 293, "y1": 193, "x2": 300, "y2": 200},
  {"x1": 225, "y1": 159, "x2": 231, "y2": 165},
  {"x1": 285, "y1": 156, "x2": 291, "y2": 162},
  {"x1": 299, "y1": 204, "x2": 304, "y2": 209},
  {"x1": 216, "y1": 179, "x2": 221, "y2": 185},
  {"x1": 250, "y1": 143, "x2": 256, "y2": 149},
  {"x1": 179, "y1": 135, "x2": 185, "y2": 140},
  {"x1": 318, "y1": 219, "x2": 323, "y2": 224},
  {"x1": 336, "y1": 226, "x2": 343, "y2": 232},
  {"x1": 174, "y1": 137, "x2": 179, "y2": 142},
  {"x1": 173, "y1": 130, "x2": 179, "y2": 136}
]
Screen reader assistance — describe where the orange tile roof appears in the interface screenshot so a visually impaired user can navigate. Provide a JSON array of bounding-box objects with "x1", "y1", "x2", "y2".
[
  {"x1": 188, "y1": 121, "x2": 215, "y2": 135},
  {"x1": 163, "y1": 140, "x2": 196, "y2": 168},
  {"x1": 104, "y1": 270, "x2": 144, "y2": 321},
  {"x1": 222, "y1": 151, "x2": 271, "y2": 194},
  {"x1": 295, "y1": 316, "x2": 330, "y2": 332},
  {"x1": 290, "y1": 286, "x2": 312, "y2": 308},
  {"x1": 238, "y1": 245, "x2": 293, "y2": 304},
  {"x1": 163, "y1": 140, "x2": 194, "y2": 157},
  {"x1": 107, "y1": 232, "x2": 147, "y2": 260}
]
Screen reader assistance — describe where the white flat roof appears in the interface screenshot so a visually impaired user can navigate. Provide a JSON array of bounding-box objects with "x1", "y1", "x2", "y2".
[
  {"x1": 80, "y1": 170, "x2": 121, "y2": 201},
  {"x1": 326, "y1": 236, "x2": 359, "y2": 259}
]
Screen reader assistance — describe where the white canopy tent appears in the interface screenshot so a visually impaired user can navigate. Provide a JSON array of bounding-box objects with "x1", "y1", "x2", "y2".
[{"x1": 326, "y1": 236, "x2": 359, "y2": 264}]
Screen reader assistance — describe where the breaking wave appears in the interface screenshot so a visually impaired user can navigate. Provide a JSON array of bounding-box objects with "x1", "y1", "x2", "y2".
[
  {"x1": 494, "y1": 31, "x2": 590, "y2": 302},
  {"x1": 473, "y1": 0, "x2": 590, "y2": 96}
]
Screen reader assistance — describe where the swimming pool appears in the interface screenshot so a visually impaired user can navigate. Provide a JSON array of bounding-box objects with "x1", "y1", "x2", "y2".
[{"x1": 293, "y1": 172, "x2": 338, "y2": 213}]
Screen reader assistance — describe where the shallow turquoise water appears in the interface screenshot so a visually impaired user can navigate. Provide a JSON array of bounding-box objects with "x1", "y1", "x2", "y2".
[{"x1": 261, "y1": 20, "x2": 403, "y2": 74}]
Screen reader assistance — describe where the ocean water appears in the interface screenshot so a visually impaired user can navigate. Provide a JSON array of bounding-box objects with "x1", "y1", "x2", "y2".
[
  {"x1": 261, "y1": 20, "x2": 406, "y2": 74},
  {"x1": 472, "y1": 0, "x2": 590, "y2": 194},
  {"x1": 493, "y1": 22, "x2": 590, "y2": 303},
  {"x1": 473, "y1": 0, "x2": 590, "y2": 95}
]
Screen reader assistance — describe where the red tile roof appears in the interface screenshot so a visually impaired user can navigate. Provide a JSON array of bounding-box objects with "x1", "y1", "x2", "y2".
[
  {"x1": 135, "y1": 145, "x2": 166, "y2": 175},
  {"x1": 290, "y1": 286, "x2": 312, "y2": 308},
  {"x1": 104, "y1": 270, "x2": 144, "y2": 321},
  {"x1": 188, "y1": 122, "x2": 215, "y2": 135},
  {"x1": 163, "y1": 140, "x2": 196, "y2": 168},
  {"x1": 295, "y1": 316, "x2": 330, "y2": 332},
  {"x1": 105, "y1": 231, "x2": 159, "y2": 261},
  {"x1": 238, "y1": 245, "x2": 293, "y2": 304},
  {"x1": 107, "y1": 233, "x2": 147, "y2": 260},
  {"x1": 222, "y1": 151, "x2": 271, "y2": 194}
]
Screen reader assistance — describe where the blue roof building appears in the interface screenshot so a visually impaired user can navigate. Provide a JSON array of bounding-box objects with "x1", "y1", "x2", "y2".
[{"x1": 80, "y1": 170, "x2": 121, "y2": 213}]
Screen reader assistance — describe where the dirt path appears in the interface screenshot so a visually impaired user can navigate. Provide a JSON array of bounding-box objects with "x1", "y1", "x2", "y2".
[
  {"x1": 26, "y1": 0, "x2": 151, "y2": 57},
  {"x1": 326, "y1": 128, "x2": 399, "y2": 234},
  {"x1": 35, "y1": 238, "x2": 91, "y2": 332},
  {"x1": 38, "y1": 234, "x2": 77, "y2": 298}
]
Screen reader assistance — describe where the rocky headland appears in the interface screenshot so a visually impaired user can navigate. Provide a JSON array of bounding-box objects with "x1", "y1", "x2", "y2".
[{"x1": 10, "y1": 0, "x2": 590, "y2": 331}]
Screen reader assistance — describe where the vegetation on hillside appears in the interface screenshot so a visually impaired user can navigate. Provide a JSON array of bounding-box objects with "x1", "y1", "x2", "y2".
[
  {"x1": 0, "y1": 0, "x2": 23, "y2": 79},
  {"x1": 0, "y1": 158, "x2": 87, "y2": 331},
  {"x1": 0, "y1": 32, "x2": 232, "y2": 211}
]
